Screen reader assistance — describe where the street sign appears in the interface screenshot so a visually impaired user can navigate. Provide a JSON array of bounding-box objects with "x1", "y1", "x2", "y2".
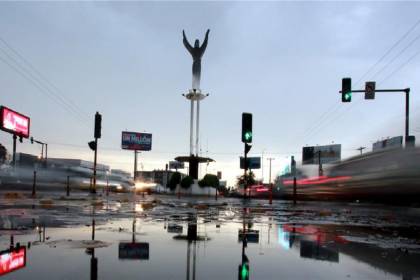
[
  {"x1": 365, "y1": 81, "x2": 376, "y2": 100},
  {"x1": 302, "y1": 144, "x2": 341, "y2": 165},
  {"x1": 121, "y1": 131, "x2": 152, "y2": 151},
  {"x1": 169, "y1": 160, "x2": 184, "y2": 170},
  {"x1": 240, "y1": 157, "x2": 261, "y2": 169},
  {"x1": 0, "y1": 106, "x2": 30, "y2": 138}
]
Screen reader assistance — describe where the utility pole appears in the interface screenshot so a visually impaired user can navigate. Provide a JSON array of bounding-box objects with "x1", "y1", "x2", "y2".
[
  {"x1": 267, "y1": 157, "x2": 275, "y2": 205},
  {"x1": 357, "y1": 147, "x2": 366, "y2": 155}
]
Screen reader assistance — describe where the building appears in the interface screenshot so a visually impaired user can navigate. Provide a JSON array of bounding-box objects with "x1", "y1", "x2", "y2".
[
  {"x1": 3, "y1": 153, "x2": 133, "y2": 190},
  {"x1": 135, "y1": 170, "x2": 186, "y2": 187}
]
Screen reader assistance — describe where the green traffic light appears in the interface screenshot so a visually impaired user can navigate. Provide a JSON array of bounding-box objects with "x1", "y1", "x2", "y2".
[
  {"x1": 345, "y1": 92, "x2": 351, "y2": 100},
  {"x1": 241, "y1": 264, "x2": 249, "y2": 279},
  {"x1": 244, "y1": 131, "x2": 252, "y2": 141}
]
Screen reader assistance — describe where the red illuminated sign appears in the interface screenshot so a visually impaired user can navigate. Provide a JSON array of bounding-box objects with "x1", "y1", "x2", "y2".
[
  {"x1": 0, "y1": 247, "x2": 26, "y2": 276},
  {"x1": 0, "y1": 106, "x2": 30, "y2": 138}
]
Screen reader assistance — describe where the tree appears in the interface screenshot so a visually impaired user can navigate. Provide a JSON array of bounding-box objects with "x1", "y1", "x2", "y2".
[
  {"x1": 168, "y1": 172, "x2": 181, "y2": 190},
  {"x1": 236, "y1": 170, "x2": 256, "y2": 188},
  {"x1": 198, "y1": 174, "x2": 219, "y2": 188},
  {"x1": 180, "y1": 176, "x2": 193, "y2": 189}
]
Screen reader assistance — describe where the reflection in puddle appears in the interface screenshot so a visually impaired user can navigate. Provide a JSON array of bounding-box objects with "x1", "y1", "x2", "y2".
[
  {"x1": 0, "y1": 196, "x2": 420, "y2": 279},
  {"x1": 0, "y1": 246, "x2": 26, "y2": 276}
]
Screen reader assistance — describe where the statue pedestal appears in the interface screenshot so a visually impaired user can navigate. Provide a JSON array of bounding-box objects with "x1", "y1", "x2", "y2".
[
  {"x1": 175, "y1": 155, "x2": 214, "y2": 179},
  {"x1": 178, "y1": 89, "x2": 211, "y2": 179}
]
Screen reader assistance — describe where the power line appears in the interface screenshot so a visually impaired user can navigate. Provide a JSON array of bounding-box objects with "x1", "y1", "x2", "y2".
[
  {"x1": 0, "y1": 37, "x2": 89, "y2": 121},
  {"x1": 299, "y1": 18, "x2": 420, "y2": 143},
  {"x1": 0, "y1": 54, "x2": 90, "y2": 128},
  {"x1": 0, "y1": 37, "x2": 90, "y2": 127},
  {"x1": 355, "y1": 18, "x2": 420, "y2": 85},
  {"x1": 370, "y1": 32, "x2": 420, "y2": 80},
  {"x1": 378, "y1": 48, "x2": 420, "y2": 85}
]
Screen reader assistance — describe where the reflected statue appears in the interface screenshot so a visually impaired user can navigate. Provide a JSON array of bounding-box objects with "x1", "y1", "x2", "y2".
[{"x1": 182, "y1": 29, "x2": 210, "y2": 90}]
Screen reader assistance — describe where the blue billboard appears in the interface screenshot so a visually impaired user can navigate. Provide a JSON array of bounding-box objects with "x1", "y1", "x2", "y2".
[{"x1": 121, "y1": 131, "x2": 152, "y2": 151}]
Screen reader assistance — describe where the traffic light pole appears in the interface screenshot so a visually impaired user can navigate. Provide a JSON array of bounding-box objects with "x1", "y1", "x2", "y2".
[
  {"x1": 91, "y1": 137, "x2": 98, "y2": 194},
  {"x1": 31, "y1": 137, "x2": 48, "y2": 166},
  {"x1": 244, "y1": 143, "x2": 247, "y2": 200},
  {"x1": 45, "y1": 143, "x2": 48, "y2": 166},
  {"x1": 341, "y1": 88, "x2": 410, "y2": 144}
]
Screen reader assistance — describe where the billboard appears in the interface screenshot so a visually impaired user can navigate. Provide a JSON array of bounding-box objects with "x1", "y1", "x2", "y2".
[
  {"x1": 118, "y1": 242, "x2": 149, "y2": 260},
  {"x1": 240, "y1": 157, "x2": 261, "y2": 169},
  {"x1": 302, "y1": 144, "x2": 341, "y2": 165},
  {"x1": 121, "y1": 131, "x2": 152, "y2": 151},
  {"x1": 0, "y1": 106, "x2": 30, "y2": 138},
  {"x1": 372, "y1": 136, "x2": 403, "y2": 152},
  {"x1": 169, "y1": 161, "x2": 184, "y2": 170},
  {"x1": 0, "y1": 247, "x2": 26, "y2": 276}
]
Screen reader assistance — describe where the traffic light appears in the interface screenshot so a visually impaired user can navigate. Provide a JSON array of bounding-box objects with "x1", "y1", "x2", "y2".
[
  {"x1": 238, "y1": 263, "x2": 249, "y2": 280},
  {"x1": 88, "y1": 141, "x2": 96, "y2": 151},
  {"x1": 242, "y1": 113, "x2": 252, "y2": 143},
  {"x1": 342, "y1": 78, "x2": 352, "y2": 102},
  {"x1": 94, "y1": 112, "x2": 102, "y2": 139},
  {"x1": 30, "y1": 137, "x2": 34, "y2": 144}
]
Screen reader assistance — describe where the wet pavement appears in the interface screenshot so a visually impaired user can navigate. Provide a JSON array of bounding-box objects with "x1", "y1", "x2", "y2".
[{"x1": 0, "y1": 191, "x2": 419, "y2": 279}]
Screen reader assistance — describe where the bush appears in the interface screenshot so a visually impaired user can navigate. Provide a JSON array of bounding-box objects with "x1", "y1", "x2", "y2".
[
  {"x1": 168, "y1": 172, "x2": 181, "y2": 190},
  {"x1": 180, "y1": 176, "x2": 193, "y2": 189},
  {"x1": 198, "y1": 174, "x2": 219, "y2": 188}
]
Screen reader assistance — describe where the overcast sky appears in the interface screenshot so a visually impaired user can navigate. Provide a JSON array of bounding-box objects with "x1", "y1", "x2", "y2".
[{"x1": 1, "y1": 1, "x2": 420, "y2": 185}]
